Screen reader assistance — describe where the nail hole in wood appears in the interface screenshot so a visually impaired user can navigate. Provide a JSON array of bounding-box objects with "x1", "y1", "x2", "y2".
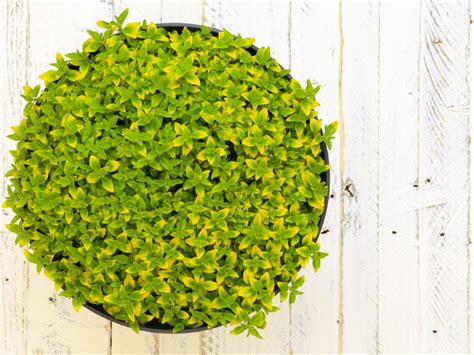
[
  {"x1": 425, "y1": 178, "x2": 431, "y2": 184},
  {"x1": 4, "y1": 277, "x2": 9, "y2": 282},
  {"x1": 330, "y1": 193, "x2": 335, "y2": 199},
  {"x1": 432, "y1": 330, "x2": 437, "y2": 334},
  {"x1": 321, "y1": 229, "x2": 329, "y2": 234},
  {"x1": 440, "y1": 232, "x2": 445, "y2": 237},
  {"x1": 413, "y1": 183, "x2": 419, "y2": 188},
  {"x1": 392, "y1": 231, "x2": 397, "y2": 235}
]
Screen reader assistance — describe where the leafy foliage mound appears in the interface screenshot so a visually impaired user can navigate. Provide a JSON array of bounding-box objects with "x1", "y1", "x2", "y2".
[{"x1": 3, "y1": 10, "x2": 337, "y2": 337}]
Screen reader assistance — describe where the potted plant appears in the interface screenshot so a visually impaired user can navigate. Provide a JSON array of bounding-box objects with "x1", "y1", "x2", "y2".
[{"x1": 3, "y1": 9, "x2": 337, "y2": 338}]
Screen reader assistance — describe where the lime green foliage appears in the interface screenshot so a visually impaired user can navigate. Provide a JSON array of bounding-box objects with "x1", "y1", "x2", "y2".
[{"x1": 3, "y1": 9, "x2": 336, "y2": 337}]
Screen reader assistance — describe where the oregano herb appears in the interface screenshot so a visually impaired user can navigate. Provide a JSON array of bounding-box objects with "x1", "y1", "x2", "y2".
[{"x1": 3, "y1": 9, "x2": 337, "y2": 337}]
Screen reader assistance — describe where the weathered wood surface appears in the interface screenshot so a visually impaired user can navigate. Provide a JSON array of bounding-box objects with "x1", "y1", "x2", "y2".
[{"x1": 0, "y1": 0, "x2": 471, "y2": 354}]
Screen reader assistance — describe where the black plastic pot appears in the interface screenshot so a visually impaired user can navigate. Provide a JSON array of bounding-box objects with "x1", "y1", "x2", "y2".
[{"x1": 83, "y1": 23, "x2": 330, "y2": 334}]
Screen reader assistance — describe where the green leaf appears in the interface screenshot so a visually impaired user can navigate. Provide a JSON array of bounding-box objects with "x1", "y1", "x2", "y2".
[
  {"x1": 182, "y1": 277, "x2": 194, "y2": 287},
  {"x1": 239, "y1": 236, "x2": 253, "y2": 250},
  {"x1": 162, "y1": 310, "x2": 174, "y2": 324},
  {"x1": 102, "y1": 177, "x2": 115, "y2": 193},
  {"x1": 185, "y1": 73, "x2": 200, "y2": 86},
  {"x1": 231, "y1": 324, "x2": 247, "y2": 335},
  {"x1": 191, "y1": 130, "x2": 208, "y2": 139},
  {"x1": 202, "y1": 281, "x2": 218, "y2": 291},
  {"x1": 155, "y1": 280, "x2": 171, "y2": 293},
  {"x1": 86, "y1": 170, "x2": 102, "y2": 184},
  {"x1": 300, "y1": 99, "x2": 313, "y2": 116},
  {"x1": 115, "y1": 8, "x2": 129, "y2": 28},
  {"x1": 323, "y1": 121, "x2": 338, "y2": 148},
  {"x1": 122, "y1": 22, "x2": 141, "y2": 39},
  {"x1": 293, "y1": 275, "x2": 305, "y2": 289},
  {"x1": 72, "y1": 296, "x2": 85, "y2": 312},
  {"x1": 250, "y1": 310, "x2": 266, "y2": 327},
  {"x1": 255, "y1": 47, "x2": 271, "y2": 65},
  {"x1": 39, "y1": 70, "x2": 60, "y2": 84},
  {"x1": 124, "y1": 273, "x2": 136, "y2": 290},
  {"x1": 107, "y1": 160, "x2": 120, "y2": 172},
  {"x1": 247, "y1": 326, "x2": 263, "y2": 339},
  {"x1": 83, "y1": 38, "x2": 101, "y2": 53},
  {"x1": 260, "y1": 272, "x2": 270, "y2": 287},
  {"x1": 89, "y1": 155, "x2": 101, "y2": 170},
  {"x1": 245, "y1": 159, "x2": 258, "y2": 170},
  {"x1": 96, "y1": 20, "x2": 111, "y2": 29},
  {"x1": 238, "y1": 286, "x2": 254, "y2": 298}
]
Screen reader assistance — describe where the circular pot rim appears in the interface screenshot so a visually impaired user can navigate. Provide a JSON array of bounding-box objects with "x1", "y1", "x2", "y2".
[{"x1": 83, "y1": 22, "x2": 331, "y2": 334}]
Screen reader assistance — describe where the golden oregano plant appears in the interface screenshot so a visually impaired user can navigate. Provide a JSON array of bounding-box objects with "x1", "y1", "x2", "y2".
[{"x1": 3, "y1": 9, "x2": 337, "y2": 337}]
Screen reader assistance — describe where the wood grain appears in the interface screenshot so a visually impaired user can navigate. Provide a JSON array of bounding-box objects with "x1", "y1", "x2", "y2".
[
  {"x1": 419, "y1": 0, "x2": 471, "y2": 352},
  {"x1": 288, "y1": 0, "x2": 340, "y2": 353},
  {"x1": 378, "y1": 1, "x2": 421, "y2": 352},
  {"x1": 0, "y1": 1, "x2": 29, "y2": 354},
  {"x1": 470, "y1": 0, "x2": 473, "y2": 351},
  {"x1": 339, "y1": 0, "x2": 380, "y2": 353}
]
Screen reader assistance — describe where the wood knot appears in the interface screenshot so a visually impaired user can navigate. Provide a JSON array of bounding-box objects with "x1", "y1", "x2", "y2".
[{"x1": 344, "y1": 183, "x2": 354, "y2": 198}]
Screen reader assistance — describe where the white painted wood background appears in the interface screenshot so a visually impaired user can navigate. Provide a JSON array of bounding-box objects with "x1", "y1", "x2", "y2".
[{"x1": 0, "y1": 0, "x2": 472, "y2": 354}]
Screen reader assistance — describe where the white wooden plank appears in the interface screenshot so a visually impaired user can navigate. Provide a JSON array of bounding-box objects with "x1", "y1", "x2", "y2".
[
  {"x1": 202, "y1": 1, "x2": 291, "y2": 353},
  {"x1": 377, "y1": 1, "x2": 421, "y2": 352},
  {"x1": 162, "y1": 0, "x2": 203, "y2": 24},
  {"x1": 339, "y1": 0, "x2": 380, "y2": 353},
  {"x1": 0, "y1": 1, "x2": 29, "y2": 354},
  {"x1": 419, "y1": 1, "x2": 471, "y2": 352},
  {"x1": 470, "y1": 0, "x2": 473, "y2": 350},
  {"x1": 159, "y1": 0, "x2": 204, "y2": 353},
  {"x1": 288, "y1": 0, "x2": 340, "y2": 354},
  {"x1": 113, "y1": 0, "x2": 163, "y2": 24},
  {"x1": 25, "y1": 1, "x2": 112, "y2": 353},
  {"x1": 111, "y1": 324, "x2": 159, "y2": 355}
]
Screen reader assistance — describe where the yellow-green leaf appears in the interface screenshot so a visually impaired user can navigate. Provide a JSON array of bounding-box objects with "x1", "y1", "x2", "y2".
[
  {"x1": 237, "y1": 286, "x2": 254, "y2": 297},
  {"x1": 89, "y1": 155, "x2": 100, "y2": 170},
  {"x1": 202, "y1": 281, "x2": 218, "y2": 291},
  {"x1": 102, "y1": 177, "x2": 114, "y2": 193},
  {"x1": 182, "y1": 276, "x2": 194, "y2": 287},
  {"x1": 83, "y1": 38, "x2": 101, "y2": 53},
  {"x1": 124, "y1": 273, "x2": 135, "y2": 289},
  {"x1": 107, "y1": 160, "x2": 120, "y2": 172},
  {"x1": 39, "y1": 70, "x2": 60, "y2": 84},
  {"x1": 185, "y1": 73, "x2": 200, "y2": 86},
  {"x1": 300, "y1": 99, "x2": 313, "y2": 116},
  {"x1": 122, "y1": 22, "x2": 141, "y2": 39},
  {"x1": 133, "y1": 302, "x2": 142, "y2": 316},
  {"x1": 192, "y1": 130, "x2": 208, "y2": 139}
]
